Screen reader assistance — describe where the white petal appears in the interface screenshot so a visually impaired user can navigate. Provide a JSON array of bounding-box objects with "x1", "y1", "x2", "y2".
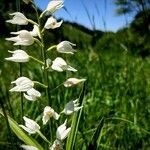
[
  {"x1": 46, "y1": 0, "x2": 64, "y2": 13},
  {"x1": 21, "y1": 145, "x2": 38, "y2": 150},
  {"x1": 19, "y1": 125, "x2": 36, "y2": 134},
  {"x1": 66, "y1": 65, "x2": 77, "y2": 72},
  {"x1": 44, "y1": 106, "x2": 54, "y2": 115},
  {"x1": 74, "y1": 106, "x2": 83, "y2": 112},
  {"x1": 64, "y1": 78, "x2": 86, "y2": 87},
  {"x1": 6, "y1": 12, "x2": 28, "y2": 25},
  {"x1": 23, "y1": 116, "x2": 40, "y2": 133},
  {"x1": 5, "y1": 50, "x2": 29, "y2": 63},
  {"x1": 6, "y1": 30, "x2": 34, "y2": 46},
  {"x1": 53, "y1": 112, "x2": 60, "y2": 120},
  {"x1": 57, "y1": 41, "x2": 76, "y2": 54},
  {"x1": 56, "y1": 120, "x2": 71, "y2": 140},
  {"x1": 42, "y1": 115, "x2": 49, "y2": 125},
  {"x1": 10, "y1": 77, "x2": 33, "y2": 92},
  {"x1": 27, "y1": 88, "x2": 41, "y2": 97},
  {"x1": 30, "y1": 25, "x2": 40, "y2": 38},
  {"x1": 51, "y1": 57, "x2": 76, "y2": 72},
  {"x1": 44, "y1": 17, "x2": 63, "y2": 29},
  {"x1": 59, "y1": 127, "x2": 71, "y2": 140},
  {"x1": 23, "y1": 93, "x2": 36, "y2": 101},
  {"x1": 42, "y1": 106, "x2": 59, "y2": 125},
  {"x1": 64, "y1": 101, "x2": 74, "y2": 115}
]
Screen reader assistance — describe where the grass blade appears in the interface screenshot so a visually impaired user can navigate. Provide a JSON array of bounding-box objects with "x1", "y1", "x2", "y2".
[
  {"x1": 0, "y1": 111, "x2": 44, "y2": 150},
  {"x1": 66, "y1": 82, "x2": 86, "y2": 150},
  {"x1": 88, "y1": 117, "x2": 104, "y2": 150}
]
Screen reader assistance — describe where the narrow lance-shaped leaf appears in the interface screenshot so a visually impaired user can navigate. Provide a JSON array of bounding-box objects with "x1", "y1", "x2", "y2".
[
  {"x1": 0, "y1": 111, "x2": 44, "y2": 150},
  {"x1": 66, "y1": 82, "x2": 86, "y2": 150}
]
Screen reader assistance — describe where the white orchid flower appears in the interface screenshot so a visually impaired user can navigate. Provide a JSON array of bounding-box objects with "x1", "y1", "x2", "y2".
[
  {"x1": 6, "y1": 30, "x2": 34, "y2": 46},
  {"x1": 64, "y1": 78, "x2": 86, "y2": 87},
  {"x1": 63, "y1": 99, "x2": 83, "y2": 115},
  {"x1": 21, "y1": 145, "x2": 38, "y2": 150},
  {"x1": 6, "y1": 12, "x2": 28, "y2": 25},
  {"x1": 10, "y1": 77, "x2": 41, "y2": 101},
  {"x1": 42, "y1": 106, "x2": 60, "y2": 125},
  {"x1": 30, "y1": 25, "x2": 41, "y2": 38},
  {"x1": 20, "y1": 116, "x2": 40, "y2": 134},
  {"x1": 46, "y1": 0, "x2": 64, "y2": 13},
  {"x1": 23, "y1": 88, "x2": 41, "y2": 101},
  {"x1": 49, "y1": 139, "x2": 63, "y2": 150},
  {"x1": 57, "y1": 41, "x2": 76, "y2": 54},
  {"x1": 5, "y1": 50, "x2": 29, "y2": 63},
  {"x1": 10, "y1": 77, "x2": 34, "y2": 92},
  {"x1": 51, "y1": 57, "x2": 77, "y2": 72},
  {"x1": 44, "y1": 16, "x2": 63, "y2": 29},
  {"x1": 56, "y1": 120, "x2": 71, "y2": 141}
]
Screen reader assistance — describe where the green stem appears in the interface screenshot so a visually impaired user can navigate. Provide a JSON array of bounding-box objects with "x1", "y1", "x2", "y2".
[
  {"x1": 19, "y1": 63, "x2": 24, "y2": 123},
  {"x1": 33, "y1": 2, "x2": 53, "y2": 142},
  {"x1": 28, "y1": 19, "x2": 39, "y2": 26},
  {"x1": 34, "y1": 38, "x2": 43, "y2": 47},
  {"x1": 33, "y1": 81, "x2": 48, "y2": 88},
  {"x1": 37, "y1": 131, "x2": 51, "y2": 144},
  {"x1": 47, "y1": 45, "x2": 57, "y2": 52},
  {"x1": 16, "y1": 0, "x2": 24, "y2": 124},
  {"x1": 39, "y1": 10, "x2": 47, "y2": 19},
  {"x1": 29, "y1": 56, "x2": 44, "y2": 65}
]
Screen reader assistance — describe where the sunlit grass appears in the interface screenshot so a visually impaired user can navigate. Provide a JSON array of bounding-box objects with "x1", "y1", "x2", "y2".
[{"x1": 1, "y1": 34, "x2": 150, "y2": 149}]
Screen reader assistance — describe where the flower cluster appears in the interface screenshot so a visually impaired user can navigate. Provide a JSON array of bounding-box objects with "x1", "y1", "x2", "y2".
[{"x1": 5, "y1": 0, "x2": 86, "y2": 149}]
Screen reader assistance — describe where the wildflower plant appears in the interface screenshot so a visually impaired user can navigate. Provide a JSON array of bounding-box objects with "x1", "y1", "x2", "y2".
[{"x1": 2, "y1": 0, "x2": 86, "y2": 149}]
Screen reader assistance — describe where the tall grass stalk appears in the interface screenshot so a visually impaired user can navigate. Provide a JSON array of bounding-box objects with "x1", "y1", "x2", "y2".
[{"x1": 66, "y1": 83, "x2": 86, "y2": 150}]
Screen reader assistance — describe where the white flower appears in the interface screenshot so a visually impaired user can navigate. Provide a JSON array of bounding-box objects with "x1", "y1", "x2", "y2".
[
  {"x1": 10, "y1": 77, "x2": 41, "y2": 101},
  {"x1": 44, "y1": 16, "x2": 63, "y2": 29},
  {"x1": 49, "y1": 139, "x2": 63, "y2": 150},
  {"x1": 57, "y1": 41, "x2": 76, "y2": 54},
  {"x1": 23, "y1": 88, "x2": 41, "y2": 101},
  {"x1": 5, "y1": 50, "x2": 29, "y2": 63},
  {"x1": 21, "y1": 145, "x2": 38, "y2": 150},
  {"x1": 64, "y1": 78, "x2": 86, "y2": 87},
  {"x1": 20, "y1": 116, "x2": 40, "y2": 134},
  {"x1": 6, "y1": 12, "x2": 28, "y2": 25},
  {"x1": 63, "y1": 99, "x2": 83, "y2": 115},
  {"x1": 30, "y1": 25, "x2": 40, "y2": 38},
  {"x1": 42, "y1": 106, "x2": 60, "y2": 125},
  {"x1": 46, "y1": 0, "x2": 64, "y2": 13},
  {"x1": 56, "y1": 120, "x2": 71, "y2": 141},
  {"x1": 10, "y1": 77, "x2": 34, "y2": 92},
  {"x1": 51, "y1": 57, "x2": 77, "y2": 72},
  {"x1": 6, "y1": 30, "x2": 34, "y2": 46}
]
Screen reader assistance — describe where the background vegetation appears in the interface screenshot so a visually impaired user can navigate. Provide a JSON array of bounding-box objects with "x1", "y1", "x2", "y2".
[{"x1": 0, "y1": 0, "x2": 150, "y2": 149}]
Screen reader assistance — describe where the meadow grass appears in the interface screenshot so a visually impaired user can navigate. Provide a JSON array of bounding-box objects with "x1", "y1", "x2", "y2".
[{"x1": 0, "y1": 35, "x2": 150, "y2": 150}]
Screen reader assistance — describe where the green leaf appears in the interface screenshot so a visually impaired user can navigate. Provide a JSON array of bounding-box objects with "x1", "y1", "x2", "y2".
[
  {"x1": 66, "y1": 82, "x2": 86, "y2": 150},
  {"x1": 88, "y1": 117, "x2": 104, "y2": 150},
  {"x1": 0, "y1": 111, "x2": 44, "y2": 150}
]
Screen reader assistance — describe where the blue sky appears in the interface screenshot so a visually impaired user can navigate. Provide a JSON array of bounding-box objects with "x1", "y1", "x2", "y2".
[{"x1": 34, "y1": 0, "x2": 134, "y2": 32}]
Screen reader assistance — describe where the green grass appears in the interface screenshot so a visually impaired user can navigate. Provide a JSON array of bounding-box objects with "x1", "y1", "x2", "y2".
[{"x1": 0, "y1": 33, "x2": 150, "y2": 150}]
